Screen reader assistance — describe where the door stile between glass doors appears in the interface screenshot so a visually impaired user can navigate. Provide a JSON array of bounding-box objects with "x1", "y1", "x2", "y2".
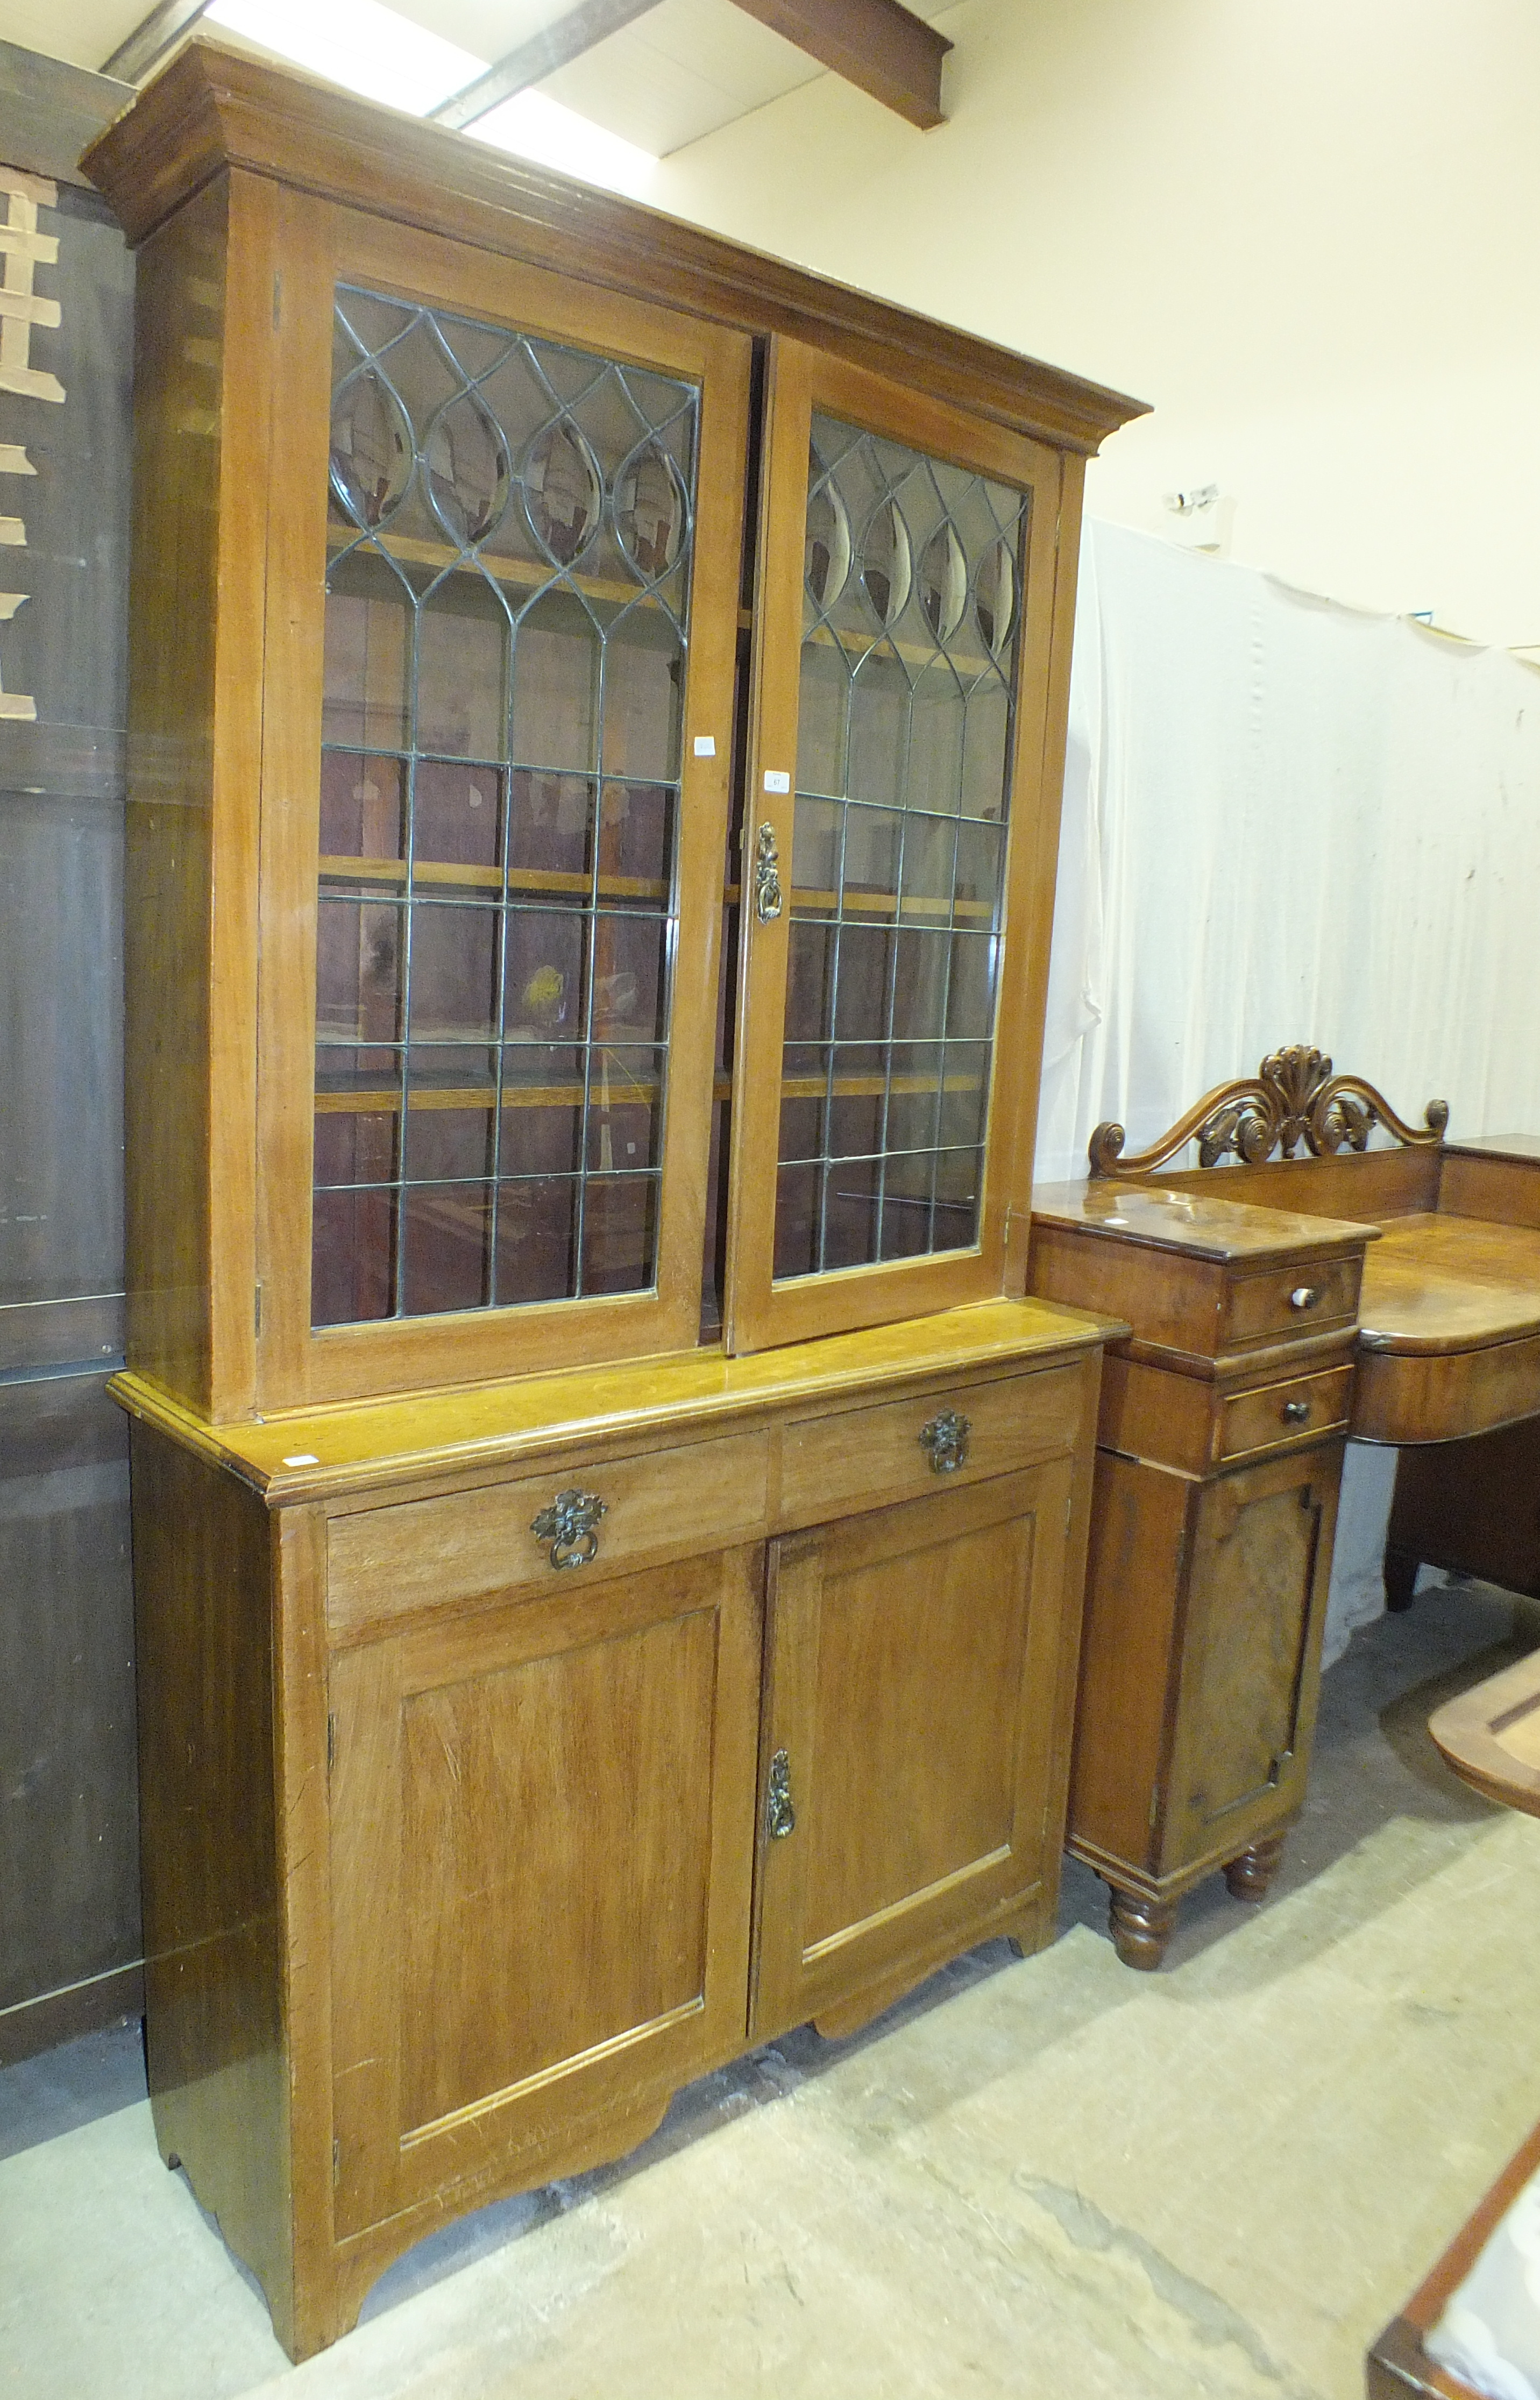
[
  {"x1": 252, "y1": 198, "x2": 753, "y2": 1412},
  {"x1": 723, "y1": 337, "x2": 1067, "y2": 1357}
]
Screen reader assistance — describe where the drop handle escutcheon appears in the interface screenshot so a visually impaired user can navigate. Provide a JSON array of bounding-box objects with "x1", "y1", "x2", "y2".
[
  {"x1": 1281, "y1": 1400, "x2": 1311, "y2": 1425},
  {"x1": 754, "y1": 822, "x2": 783, "y2": 923},
  {"x1": 765, "y1": 1748, "x2": 796, "y2": 1840},
  {"x1": 920, "y1": 1409, "x2": 971, "y2": 1473},
  {"x1": 531, "y1": 1489, "x2": 608, "y2": 1570},
  {"x1": 1289, "y1": 1285, "x2": 1320, "y2": 1311}
]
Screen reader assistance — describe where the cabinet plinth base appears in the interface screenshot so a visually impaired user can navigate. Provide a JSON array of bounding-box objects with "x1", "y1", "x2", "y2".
[
  {"x1": 1106, "y1": 1885, "x2": 1177, "y2": 1971},
  {"x1": 1223, "y1": 1830, "x2": 1288, "y2": 1901}
]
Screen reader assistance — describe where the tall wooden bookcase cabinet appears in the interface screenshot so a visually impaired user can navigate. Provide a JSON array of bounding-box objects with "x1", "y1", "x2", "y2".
[{"x1": 86, "y1": 42, "x2": 1144, "y2": 2359}]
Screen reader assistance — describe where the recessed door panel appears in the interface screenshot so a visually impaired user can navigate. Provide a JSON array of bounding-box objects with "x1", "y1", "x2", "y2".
[
  {"x1": 1169, "y1": 1443, "x2": 1343, "y2": 1856},
  {"x1": 329, "y1": 1540, "x2": 761, "y2": 2234},
  {"x1": 751, "y1": 1462, "x2": 1072, "y2": 2041}
]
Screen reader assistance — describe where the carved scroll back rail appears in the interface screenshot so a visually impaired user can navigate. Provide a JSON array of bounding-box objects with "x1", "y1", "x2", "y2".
[{"x1": 1088, "y1": 1045, "x2": 1449, "y2": 1178}]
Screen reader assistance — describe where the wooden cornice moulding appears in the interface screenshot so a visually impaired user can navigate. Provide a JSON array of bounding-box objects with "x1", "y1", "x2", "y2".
[
  {"x1": 79, "y1": 38, "x2": 1147, "y2": 457},
  {"x1": 1088, "y1": 1043, "x2": 1450, "y2": 1178}
]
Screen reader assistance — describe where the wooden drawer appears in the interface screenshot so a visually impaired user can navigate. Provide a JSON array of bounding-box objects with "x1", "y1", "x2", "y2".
[
  {"x1": 1223, "y1": 1256, "x2": 1361, "y2": 1350},
  {"x1": 777, "y1": 1363, "x2": 1082, "y2": 1530},
  {"x1": 1218, "y1": 1363, "x2": 1354, "y2": 1463},
  {"x1": 327, "y1": 1428, "x2": 772, "y2": 1639}
]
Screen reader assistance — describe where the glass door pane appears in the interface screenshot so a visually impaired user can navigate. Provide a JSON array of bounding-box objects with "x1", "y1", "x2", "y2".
[
  {"x1": 726, "y1": 343, "x2": 1063, "y2": 1357},
  {"x1": 777, "y1": 414, "x2": 1026, "y2": 1279},
  {"x1": 313, "y1": 285, "x2": 698, "y2": 1328}
]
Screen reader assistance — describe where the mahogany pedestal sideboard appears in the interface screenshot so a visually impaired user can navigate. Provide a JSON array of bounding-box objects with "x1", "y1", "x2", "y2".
[
  {"x1": 1028, "y1": 1049, "x2": 1540, "y2": 1970},
  {"x1": 1027, "y1": 1181, "x2": 1372, "y2": 1968}
]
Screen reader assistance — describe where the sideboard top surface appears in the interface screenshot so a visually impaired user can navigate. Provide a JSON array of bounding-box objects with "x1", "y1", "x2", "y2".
[
  {"x1": 1030, "y1": 1178, "x2": 1379, "y2": 1263},
  {"x1": 80, "y1": 39, "x2": 1147, "y2": 457},
  {"x1": 109, "y1": 1296, "x2": 1124, "y2": 1505}
]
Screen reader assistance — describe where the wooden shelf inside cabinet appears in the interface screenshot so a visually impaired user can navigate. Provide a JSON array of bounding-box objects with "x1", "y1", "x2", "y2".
[{"x1": 85, "y1": 32, "x2": 1144, "y2": 2368}]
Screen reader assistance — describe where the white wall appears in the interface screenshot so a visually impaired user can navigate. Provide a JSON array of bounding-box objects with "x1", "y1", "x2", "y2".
[{"x1": 655, "y1": 0, "x2": 1540, "y2": 651}]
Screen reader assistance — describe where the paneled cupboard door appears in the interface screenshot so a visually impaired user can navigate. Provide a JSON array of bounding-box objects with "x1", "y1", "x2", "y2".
[
  {"x1": 328, "y1": 1540, "x2": 762, "y2": 2235},
  {"x1": 254, "y1": 200, "x2": 753, "y2": 1410},
  {"x1": 726, "y1": 339, "x2": 1070, "y2": 1354},
  {"x1": 1163, "y1": 1441, "x2": 1342, "y2": 1873},
  {"x1": 749, "y1": 1462, "x2": 1074, "y2": 2043}
]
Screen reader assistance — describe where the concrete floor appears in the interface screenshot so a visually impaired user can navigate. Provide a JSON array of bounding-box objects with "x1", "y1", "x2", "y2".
[{"x1": 5, "y1": 1578, "x2": 1539, "y2": 2400}]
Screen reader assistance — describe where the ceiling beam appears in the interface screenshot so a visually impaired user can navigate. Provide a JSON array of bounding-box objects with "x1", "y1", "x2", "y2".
[
  {"x1": 432, "y1": 0, "x2": 949, "y2": 138},
  {"x1": 100, "y1": 0, "x2": 214, "y2": 83},
  {"x1": 727, "y1": 0, "x2": 949, "y2": 129},
  {"x1": 431, "y1": 0, "x2": 663, "y2": 132}
]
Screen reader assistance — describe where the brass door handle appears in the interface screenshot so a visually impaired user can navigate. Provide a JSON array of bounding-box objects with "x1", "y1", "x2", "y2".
[
  {"x1": 920, "y1": 1409, "x2": 971, "y2": 1473},
  {"x1": 765, "y1": 1748, "x2": 796, "y2": 1839},
  {"x1": 754, "y1": 822, "x2": 783, "y2": 922},
  {"x1": 531, "y1": 1488, "x2": 607, "y2": 1569},
  {"x1": 1281, "y1": 1400, "x2": 1311, "y2": 1424},
  {"x1": 1289, "y1": 1285, "x2": 1320, "y2": 1311}
]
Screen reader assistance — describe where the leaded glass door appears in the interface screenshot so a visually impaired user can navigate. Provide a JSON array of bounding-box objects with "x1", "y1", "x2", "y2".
[
  {"x1": 725, "y1": 340, "x2": 1070, "y2": 1354},
  {"x1": 254, "y1": 217, "x2": 750, "y2": 1409}
]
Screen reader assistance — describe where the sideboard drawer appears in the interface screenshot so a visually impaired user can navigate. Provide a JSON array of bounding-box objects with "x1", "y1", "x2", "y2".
[
  {"x1": 1223, "y1": 1256, "x2": 1362, "y2": 1350},
  {"x1": 777, "y1": 1363, "x2": 1083, "y2": 1530},
  {"x1": 1218, "y1": 1363, "x2": 1354, "y2": 1464},
  {"x1": 327, "y1": 1429, "x2": 772, "y2": 1638}
]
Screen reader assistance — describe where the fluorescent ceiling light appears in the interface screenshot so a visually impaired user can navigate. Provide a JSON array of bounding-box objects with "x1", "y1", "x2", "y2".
[
  {"x1": 204, "y1": 0, "x2": 482, "y2": 114},
  {"x1": 202, "y1": 0, "x2": 658, "y2": 195},
  {"x1": 472, "y1": 91, "x2": 657, "y2": 200}
]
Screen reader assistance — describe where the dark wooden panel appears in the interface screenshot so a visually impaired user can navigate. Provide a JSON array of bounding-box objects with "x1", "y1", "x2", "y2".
[
  {"x1": 0, "y1": 40, "x2": 131, "y2": 185},
  {"x1": 1389, "y1": 1418, "x2": 1540, "y2": 1597},
  {"x1": 0, "y1": 1961, "x2": 144, "y2": 2069},
  {"x1": 0, "y1": 177, "x2": 134, "y2": 749},
  {"x1": 1439, "y1": 1151, "x2": 1540, "y2": 1230},
  {"x1": 128, "y1": 1419, "x2": 293, "y2": 2338},
  {"x1": 0, "y1": 1374, "x2": 137, "y2": 2018},
  {"x1": 0, "y1": 794, "x2": 124, "y2": 1309},
  {"x1": 1151, "y1": 1146, "x2": 1440, "y2": 1219}
]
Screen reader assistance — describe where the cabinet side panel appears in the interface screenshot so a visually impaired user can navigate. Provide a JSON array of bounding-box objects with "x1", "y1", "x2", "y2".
[
  {"x1": 1388, "y1": 1419, "x2": 1540, "y2": 1596},
  {"x1": 1069, "y1": 1451, "x2": 1190, "y2": 1868},
  {"x1": 129, "y1": 1420, "x2": 292, "y2": 2330},
  {"x1": 122, "y1": 187, "x2": 227, "y2": 1408}
]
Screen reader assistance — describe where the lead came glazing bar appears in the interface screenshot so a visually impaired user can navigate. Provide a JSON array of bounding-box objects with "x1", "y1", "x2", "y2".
[
  {"x1": 773, "y1": 414, "x2": 1028, "y2": 1281},
  {"x1": 311, "y1": 285, "x2": 699, "y2": 1327}
]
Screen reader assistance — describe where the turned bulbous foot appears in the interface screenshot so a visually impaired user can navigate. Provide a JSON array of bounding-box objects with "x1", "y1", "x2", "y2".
[
  {"x1": 1107, "y1": 1885, "x2": 1177, "y2": 1971},
  {"x1": 1223, "y1": 1830, "x2": 1287, "y2": 1902}
]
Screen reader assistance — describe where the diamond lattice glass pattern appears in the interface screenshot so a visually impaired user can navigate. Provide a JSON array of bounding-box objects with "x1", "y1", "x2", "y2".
[
  {"x1": 313, "y1": 286, "x2": 698, "y2": 1327},
  {"x1": 774, "y1": 415, "x2": 1028, "y2": 1281}
]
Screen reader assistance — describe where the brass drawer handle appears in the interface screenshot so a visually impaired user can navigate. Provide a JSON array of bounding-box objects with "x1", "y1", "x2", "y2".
[
  {"x1": 1289, "y1": 1285, "x2": 1320, "y2": 1311},
  {"x1": 920, "y1": 1409, "x2": 971, "y2": 1473},
  {"x1": 531, "y1": 1488, "x2": 608, "y2": 1570},
  {"x1": 766, "y1": 1748, "x2": 796, "y2": 1840},
  {"x1": 1281, "y1": 1400, "x2": 1311, "y2": 1425},
  {"x1": 754, "y1": 822, "x2": 783, "y2": 922}
]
